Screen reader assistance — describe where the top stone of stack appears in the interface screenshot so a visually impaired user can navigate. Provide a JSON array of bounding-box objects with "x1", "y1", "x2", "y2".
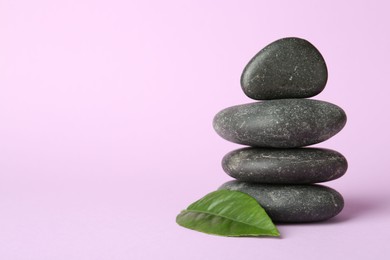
[{"x1": 241, "y1": 37, "x2": 328, "y2": 100}]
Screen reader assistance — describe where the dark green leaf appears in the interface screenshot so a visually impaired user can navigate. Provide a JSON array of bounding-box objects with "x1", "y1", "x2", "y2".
[{"x1": 176, "y1": 190, "x2": 279, "y2": 237}]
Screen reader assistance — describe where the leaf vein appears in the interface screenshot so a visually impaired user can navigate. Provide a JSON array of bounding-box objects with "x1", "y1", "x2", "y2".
[{"x1": 183, "y1": 209, "x2": 264, "y2": 230}]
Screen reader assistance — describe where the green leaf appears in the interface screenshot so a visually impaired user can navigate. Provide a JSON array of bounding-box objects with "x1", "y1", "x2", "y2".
[{"x1": 176, "y1": 190, "x2": 280, "y2": 237}]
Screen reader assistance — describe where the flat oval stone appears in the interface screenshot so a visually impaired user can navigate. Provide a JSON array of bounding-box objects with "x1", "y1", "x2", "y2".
[
  {"x1": 222, "y1": 147, "x2": 348, "y2": 184},
  {"x1": 213, "y1": 99, "x2": 347, "y2": 148},
  {"x1": 241, "y1": 37, "x2": 328, "y2": 100},
  {"x1": 219, "y1": 181, "x2": 344, "y2": 223}
]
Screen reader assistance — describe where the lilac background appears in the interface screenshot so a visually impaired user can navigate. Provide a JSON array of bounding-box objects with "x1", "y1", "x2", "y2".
[{"x1": 1, "y1": 0, "x2": 390, "y2": 259}]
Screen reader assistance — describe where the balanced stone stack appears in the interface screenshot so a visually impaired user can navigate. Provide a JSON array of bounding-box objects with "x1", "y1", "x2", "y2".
[{"x1": 213, "y1": 37, "x2": 347, "y2": 223}]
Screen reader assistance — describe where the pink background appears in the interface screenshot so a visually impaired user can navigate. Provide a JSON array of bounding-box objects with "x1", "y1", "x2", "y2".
[{"x1": 1, "y1": 0, "x2": 389, "y2": 259}]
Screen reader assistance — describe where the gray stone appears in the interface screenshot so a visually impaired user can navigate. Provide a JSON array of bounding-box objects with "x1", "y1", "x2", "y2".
[
  {"x1": 222, "y1": 147, "x2": 348, "y2": 184},
  {"x1": 241, "y1": 37, "x2": 328, "y2": 100},
  {"x1": 219, "y1": 181, "x2": 344, "y2": 223},
  {"x1": 213, "y1": 99, "x2": 347, "y2": 148}
]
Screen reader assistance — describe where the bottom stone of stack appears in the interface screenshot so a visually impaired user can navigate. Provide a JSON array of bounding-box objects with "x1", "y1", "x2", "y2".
[{"x1": 219, "y1": 181, "x2": 344, "y2": 223}]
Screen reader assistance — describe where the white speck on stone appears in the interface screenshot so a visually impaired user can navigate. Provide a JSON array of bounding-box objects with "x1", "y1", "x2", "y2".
[{"x1": 331, "y1": 195, "x2": 338, "y2": 207}]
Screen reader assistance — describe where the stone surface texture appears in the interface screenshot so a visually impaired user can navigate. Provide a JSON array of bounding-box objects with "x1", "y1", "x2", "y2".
[
  {"x1": 213, "y1": 99, "x2": 347, "y2": 148},
  {"x1": 219, "y1": 181, "x2": 344, "y2": 223},
  {"x1": 241, "y1": 37, "x2": 328, "y2": 100},
  {"x1": 222, "y1": 147, "x2": 348, "y2": 184}
]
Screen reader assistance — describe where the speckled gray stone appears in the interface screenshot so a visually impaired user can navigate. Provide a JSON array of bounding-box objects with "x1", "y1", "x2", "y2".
[
  {"x1": 222, "y1": 147, "x2": 348, "y2": 184},
  {"x1": 213, "y1": 99, "x2": 346, "y2": 148},
  {"x1": 219, "y1": 181, "x2": 344, "y2": 223},
  {"x1": 241, "y1": 37, "x2": 328, "y2": 100}
]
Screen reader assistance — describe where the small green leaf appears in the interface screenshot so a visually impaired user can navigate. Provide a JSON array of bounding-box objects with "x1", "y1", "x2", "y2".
[{"x1": 176, "y1": 190, "x2": 279, "y2": 237}]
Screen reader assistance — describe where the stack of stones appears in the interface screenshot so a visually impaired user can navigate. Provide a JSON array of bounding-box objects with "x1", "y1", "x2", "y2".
[{"x1": 213, "y1": 37, "x2": 347, "y2": 223}]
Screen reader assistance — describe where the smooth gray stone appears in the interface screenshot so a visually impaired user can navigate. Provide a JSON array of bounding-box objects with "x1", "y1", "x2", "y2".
[
  {"x1": 219, "y1": 181, "x2": 344, "y2": 223},
  {"x1": 241, "y1": 37, "x2": 328, "y2": 100},
  {"x1": 213, "y1": 99, "x2": 347, "y2": 148},
  {"x1": 222, "y1": 147, "x2": 348, "y2": 184}
]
